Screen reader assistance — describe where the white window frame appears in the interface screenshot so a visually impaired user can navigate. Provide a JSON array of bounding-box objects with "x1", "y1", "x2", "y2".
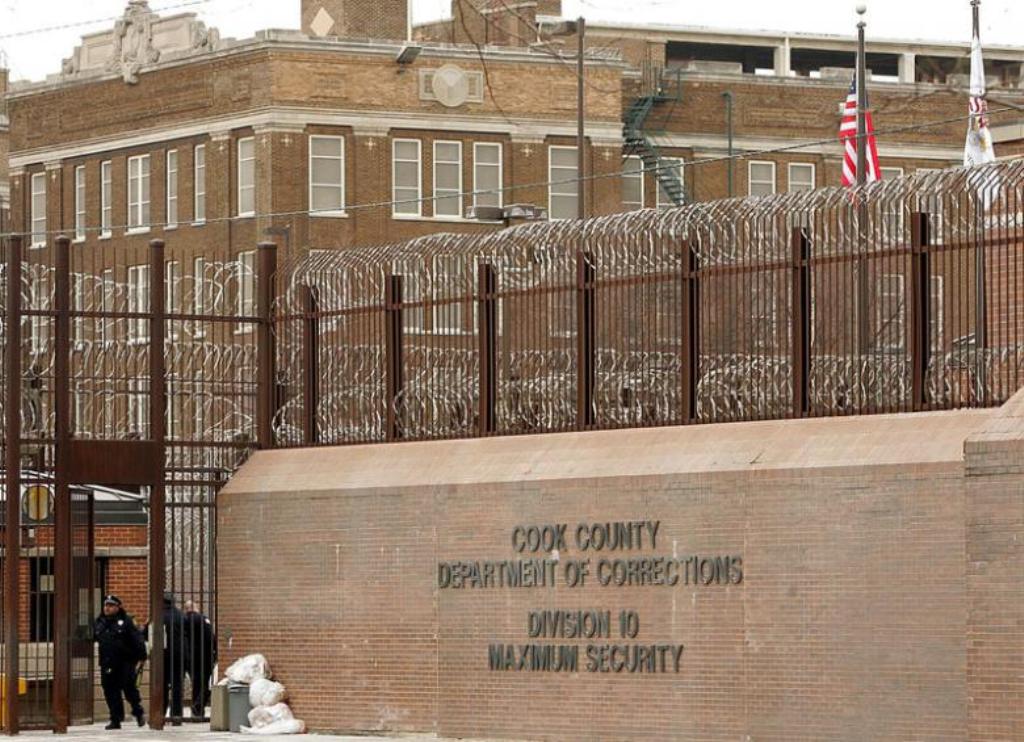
[
  {"x1": 875, "y1": 273, "x2": 906, "y2": 353},
  {"x1": 237, "y1": 137, "x2": 256, "y2": 218},
  {"x1": 622, "y1": 156, "x2": 645, "y2": 211},
  {"x1": 30, "y1": 172, "x2": 47, "y2": 248},
  {"x1": 432, "y1": 140, "x2": 464, "y2": 219},
  {"x1": 393, "y1": 259, "x2": 424, "y2": 332},
  {"x1": 74, "y1": 166, "x2": 86, "y2": 242},
  {"x1": 194, "y1": 144, "x2": 206, "y2": 224},
  {"x1": 880, "y1": 166, "x2": 905, "y2": 181},
  {"x1": 127, "y1": 154, "x2": 151, "y2": 233},
  {"x1": 100, "y1": 269, "x2": 114, "y2": 345},
  {"x1": 748, "y1": 161, "x2": 777, "y2": 197},
  {"x1": 235, "y1": 250, "x2": 256, "y2": 335},
  {"x1": 308, "y1": 135, "x2": 346, "y2": 218},
  {"x1": 656, "y1": 157, "x2": 684, "y2": 210},
  {"x1": 193, "y1": 257, "x2": 207, "y2": 340},
  {"x1": 548, "y1": 145, "x2": 579, "y2": 221},
  {"x1": 100, "y1": 161, "x2": 113, "y2": 238},
  {"x1": 127, "y1": 264, "x2": 150, "y2": 344},
  {"x1": 392, "y1": 139, "x2": 423, "y2": 217},
  {"x1": 71, "y1": 272, "x2": 86, "y2": 348},
  {"x1": 128, "y1": 378, "x2": 149, "y2": 438},
  {"x1": 166, "y1": 149, "x2": 179, "y2": 229},
  {"x1": 473, "y1": 142, "x2": 503, "y2": 209},
  {"x1": 788, "y1": 163, "x2": 816, "y2": 193},
  {"x1": 165, "y1": 260, "x2": 180, "y2": 342},
  {"x1": 431, "y1": 255, "x2": 469, "y2": 335}
]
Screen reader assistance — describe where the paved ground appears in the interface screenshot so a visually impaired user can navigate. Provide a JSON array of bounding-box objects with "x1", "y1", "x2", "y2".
[{"x1": 18, "y1": 722, "x2": 456, "y2": 741}]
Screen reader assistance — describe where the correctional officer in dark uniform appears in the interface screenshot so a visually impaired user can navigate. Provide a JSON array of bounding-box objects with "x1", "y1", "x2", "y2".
[{"x1": 94, "y1": 595, "x2": 146, "y2": 730}]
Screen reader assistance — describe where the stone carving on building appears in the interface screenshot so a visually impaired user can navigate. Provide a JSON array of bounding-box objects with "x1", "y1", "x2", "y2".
[
  {"x1": 419, "y1": 65, "x2": 485, "y2": 108},
  {"x1": 58, "y1": 1, "x2": 224, "y2": 83},
  {"x1": 108, "y1": 1, "x2": 162, "y2": 84}
]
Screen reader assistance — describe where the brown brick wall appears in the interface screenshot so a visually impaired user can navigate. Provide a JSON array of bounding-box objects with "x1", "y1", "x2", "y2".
[
  {"x1": 301, "y1": 0, "x2": 407, "y2": 41},
  {"x1": 217, "y1": 406, "x2": 1024, "y2": 739}
]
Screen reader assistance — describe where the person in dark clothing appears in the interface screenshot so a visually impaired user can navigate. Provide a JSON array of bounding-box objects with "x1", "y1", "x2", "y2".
[
  {"x1": 94, "y1": 595, "x2": 146, "y2": 731},
  {"x1": 183, "y1": 602, "x2": 217, "y2": 718},
  {"x1": 162, "y1": 593, "x2": 188, "y2": 724}
]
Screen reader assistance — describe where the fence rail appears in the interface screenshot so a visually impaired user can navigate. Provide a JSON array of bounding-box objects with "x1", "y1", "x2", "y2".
[{"x1": 272, "y1": 160, "x2": 1024, "y2": 446}]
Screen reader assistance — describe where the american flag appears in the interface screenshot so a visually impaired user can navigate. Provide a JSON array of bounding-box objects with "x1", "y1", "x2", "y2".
[{"x1": 839, "y1": 78, "x2": 881, "y2": 187}]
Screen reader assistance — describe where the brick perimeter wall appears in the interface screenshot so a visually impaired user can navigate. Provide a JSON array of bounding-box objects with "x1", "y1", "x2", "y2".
[{"x1": 217, "y1": 411, "x2": 1024, "y2": 740}]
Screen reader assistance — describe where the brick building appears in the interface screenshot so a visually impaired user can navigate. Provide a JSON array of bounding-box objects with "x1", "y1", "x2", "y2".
[{"x1": 1, "y1": 65, "x2": 9, "y2": 234}]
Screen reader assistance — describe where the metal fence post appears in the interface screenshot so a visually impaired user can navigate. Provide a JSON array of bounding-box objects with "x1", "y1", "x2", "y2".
[
  {"x1": 385, "y1": 275, "x2": 404, "y2": 441},
  {"x1": 52, "y1": 235, "x2": 72, "y2": 732},
  {"x1": 681, "y1": 240, "x2": 700, "y2": 423},
  {"x1": 911, "y1": 212, "x2": 931, "y2": 411},
  {"x1": 4, "y1": 236, "x2": 23, "y2": 735},
  {"x1": 300, "y1": 285, "x2": 319, "y2": 446},
  {"x1": 791, "y1": 228, "x2": 810, "y2": 418},
  {"x1": 576, "y1": 252, "x2": 596, "y2": 429},
  {"x1": 148, "y1": 239, "x2": 167, "y2": 730},
  {"x1": 477, "y1": 263, "x2": 497, "y2": 436},
  {"x1": 256, "y1": 242, "x2": 277, "y2": 449}
]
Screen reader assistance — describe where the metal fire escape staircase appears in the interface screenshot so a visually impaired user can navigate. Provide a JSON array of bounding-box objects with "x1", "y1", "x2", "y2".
[{"x1": 623, "y1": 76, "x2": 686, "y2": 207}]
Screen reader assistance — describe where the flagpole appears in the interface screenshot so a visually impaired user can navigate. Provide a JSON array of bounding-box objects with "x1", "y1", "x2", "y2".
[
  {"x1": 972, "y1": 0, "x2": 988, "y2": 397},
  {"x1": 856, "y1": 5, "x2": 868, "y2": 188}
]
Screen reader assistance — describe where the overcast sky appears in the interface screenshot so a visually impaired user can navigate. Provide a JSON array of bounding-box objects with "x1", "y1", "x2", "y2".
[{"x1": 1, "y1": 0, "x2": 1021, "y2": 82}]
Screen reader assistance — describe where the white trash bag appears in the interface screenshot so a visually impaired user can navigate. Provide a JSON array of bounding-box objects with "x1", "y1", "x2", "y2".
[
  {"x1": 225, "y1": 654, "x2": 271, "y2": 684},
  {"x1": 240, "y1": 718, "x2": 306, "y2": 735},
  {"x1": 249, "y1": 678, "x2": 287, "y2": 708},
  {"x1": 247, "y1": 702, "x2": 294, "y2": 730}
]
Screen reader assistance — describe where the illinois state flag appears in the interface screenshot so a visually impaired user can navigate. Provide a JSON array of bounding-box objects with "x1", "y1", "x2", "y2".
[{"x1": 964, "y1": 29, "x2": 996, "y2": 167}]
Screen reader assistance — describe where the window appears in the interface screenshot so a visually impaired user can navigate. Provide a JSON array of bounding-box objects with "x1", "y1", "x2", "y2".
[
  {"x1": 74, "y1": 166, "x2": 86, "y2": 241},
  {"x1": 916, "y1": 170, "x2": 945, "y2": 239},
  {"x1": 235, "y1": 250, "x2": 256, "y2": 333},
  {"x1": 100, "y1": 269, "x2": 114, "y2": 344},
  {"x1": 393, "y1": 139, "x2": 422, "y2": 217},
  {"x1": 789, "y1": 163, "x2": 816, "y2": 192},
  {"x1": 474, "y1": 143, "x2": 502, "y2": 209},
  {"x1": 165, "y1": 260, "x2": 180, "y2": 341},
  {"x1": 875, "y1": 273, "x2": 905, "y2": 353},
  {"x1": 193, "y1": 257, "x2": 207, "y2": 340},
  {"x1": 237, "y1": 137, "x2": 256, "y2": 217},
  {"x1": 748, "y1": 161, "x2": 776, "y2": 197},
  {"x1": 29, "y1": 274, "x2": 49, "y2": 354},
  {"x1": 549, "y1": 146, "x2": 579, "y2": 220},
  {"x1": 433, "y1": 141, "x2": 463, "y2": 219},
  {"x1": 127, "y1": 154, "x2": 151, "y2": 231},
  {"x1": 622, "y1": 156, "x2": 644, "y2": 211},
  {"x1": 128, "y1": 378, "x2": 149, "y2": 438},
  {"x1": 31, "y1": 172, "x2": 46, "y2": 248},
  {"x1": 166, "y1": 150, "x2": 178, "y2": 228},
  {"x1": 100, "y1": 161, "x2": 112, "y2": 237},
  {"x1": 930, "y1": 275, "x2": 944, "y2": 352},
  {"x1": 880, "y1": 166, "x2": 904, "y2": 181},
  {"x1": 71, "y1": 273, "x2": 86, "y2": 347},
  {"x1": 194, "y1": 144, "x2": 206, "y2": 223},
  {"x1": 127, "y1": 264, "x2": 150, "y2": 343},
  {"x1": 309, "y1": 135, "x2": 346, "y2": 216},
  {"x1": 432, "y1": 255, "x2": 469, "y2": 334},
  {"x1": 393, "y1": 259, "x2": 424, "y2": 332},
  {"x1": 656, "y1": 158, "x2": 684, "y2": 210}
]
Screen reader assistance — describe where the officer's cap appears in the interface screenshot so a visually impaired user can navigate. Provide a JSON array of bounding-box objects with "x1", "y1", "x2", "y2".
[{"x1": 103, "y1": 594, "x2": 122, "y2": 607}]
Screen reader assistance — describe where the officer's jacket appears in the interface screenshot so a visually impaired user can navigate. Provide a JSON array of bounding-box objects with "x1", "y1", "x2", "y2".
[{"x1": 94, "y1": 611, "x2": 146, "y2": 668}]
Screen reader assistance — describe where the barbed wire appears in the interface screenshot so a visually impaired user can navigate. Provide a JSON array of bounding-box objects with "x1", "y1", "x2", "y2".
[{"x1": 1, "y1": 103, "x2": 1021, "y2": 241}]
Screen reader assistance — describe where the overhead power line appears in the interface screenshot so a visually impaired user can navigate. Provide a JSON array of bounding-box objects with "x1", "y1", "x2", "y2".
[{"x1": 0, "y1": 0, "x2": 213, "y2": 42}]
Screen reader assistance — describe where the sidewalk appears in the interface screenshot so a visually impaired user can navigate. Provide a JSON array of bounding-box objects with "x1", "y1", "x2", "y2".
[{"x1": 18, "y1": 722, "x2": 456, "y2": 742}]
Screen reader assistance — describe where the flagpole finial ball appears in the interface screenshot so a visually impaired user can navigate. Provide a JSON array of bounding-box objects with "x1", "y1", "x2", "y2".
[{"x1": 856, "y1": 4, "x2": 867, "y2": 15}]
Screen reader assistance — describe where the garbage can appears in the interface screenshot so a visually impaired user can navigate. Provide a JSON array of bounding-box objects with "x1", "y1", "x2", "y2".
[
  {"x1": 210, "y1": 684, "x2": 229, "y2": 731},
  {"x1": 227, "y1": 682, "x2": 251, "y2": 733}
]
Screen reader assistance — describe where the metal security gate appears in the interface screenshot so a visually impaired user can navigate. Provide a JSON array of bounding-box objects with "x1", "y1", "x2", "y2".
[{"x1": 0, "y1": 234, "x2": 267, "y2": 732}]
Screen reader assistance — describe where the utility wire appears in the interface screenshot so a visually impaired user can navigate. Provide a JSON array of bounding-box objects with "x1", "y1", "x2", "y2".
[
  {"x1": 0, "y1": 0, "x2": 214, "y2": 41},
  {"x1": 1, "y1": 104, "x2": 1021, "y2": 240}
]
